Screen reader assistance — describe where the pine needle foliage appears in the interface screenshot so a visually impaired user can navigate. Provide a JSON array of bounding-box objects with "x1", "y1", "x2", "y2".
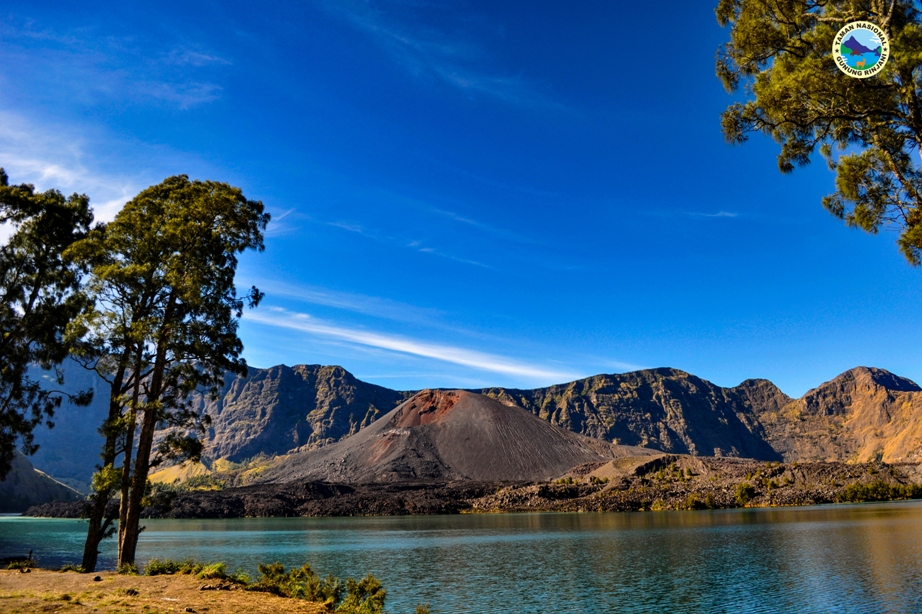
[{"x1": 716, "y1": 0, "x2": 922, "y2": 263}]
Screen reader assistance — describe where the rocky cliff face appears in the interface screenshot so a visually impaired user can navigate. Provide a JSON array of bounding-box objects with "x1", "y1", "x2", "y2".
[
  {"x1": 23, "y1": 363, "x2": 922, "y2": 488},
  {"x1": 480, "y1": 368, "x2": 783, "y2": 461},
  {"x1": 756, "y1": 367, "x2": 922, "y2": 463},
  {"x1": 189, "y1": 364, "x2": 409, "y2": 462}
]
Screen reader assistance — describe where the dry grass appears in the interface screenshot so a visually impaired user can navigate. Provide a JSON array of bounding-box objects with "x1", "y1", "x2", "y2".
[{"x1": 0, "y1": 568, "x2": 328, "y2": 613}]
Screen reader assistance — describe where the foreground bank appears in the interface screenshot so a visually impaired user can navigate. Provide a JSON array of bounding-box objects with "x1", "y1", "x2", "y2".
[{"x1": 0, "y1": 568, "x2": 328, "y2": 614}]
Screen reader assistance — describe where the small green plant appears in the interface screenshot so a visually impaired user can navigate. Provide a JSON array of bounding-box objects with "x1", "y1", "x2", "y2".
[
  {"x1": 7, "y1": 559, "x2": 34, "y2": 570},
  {"x1": 59, "y1": 564, "x2": 85, "y2": 573},
  {"x1": 735, "y1": 482, "x2": 756, "y2": 506},
  {"x1": 704, "y1": 493, "x2": 715, "y2": 509},
  {"x1": 117, "y1": 563, "x2": 139, "y2": 576},
  {"x1": 248, "y1": 562, "x2": 345, "y2": 607},
  {"x1": 196, "y1": 562, "x2": 227, "y2": 580},
  {"x1": 338, "y1": 574, "x2": 387, "y2": 614},
  {"x1": 145, "y1": 558, "x2": 196, "y2": 576}
]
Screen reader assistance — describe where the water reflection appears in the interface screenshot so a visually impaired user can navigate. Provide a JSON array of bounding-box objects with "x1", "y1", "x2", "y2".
[{"x1": 2, "y1": 502, "x2": 921, "y2": 612}]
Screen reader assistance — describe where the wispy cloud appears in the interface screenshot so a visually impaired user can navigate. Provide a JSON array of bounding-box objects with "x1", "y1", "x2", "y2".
[
  {"x1": 325, "y1": 218, "x2": 493, "y2": 268},
  {"x1": 0, "y1": 110, "x2": 140, "y2": 221},
  {"x1": 687, "y1": 211, "x2": 739, "y2": 219},
  {"x1": 0, "y1": 18, "x2": 230, "y2": 109},
  {"x1": 241, "y1": 279, "x2": 447, "y2": 326},
  {"x1": 246, "y1": 307, "x2": 580, "y2": 382},
  {"x1": 315, "y1": 0, "x2": 562, "y2": 109}
]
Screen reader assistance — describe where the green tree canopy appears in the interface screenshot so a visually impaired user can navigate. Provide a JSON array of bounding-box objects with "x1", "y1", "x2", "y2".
[
  {"x1": 716, "y1": 0, "x2": 922, "y2": 263},
  {"x1": 0, "y1": 168, "x2": 92, "y2": 479},
  {"x1": 67, "y1": 174, "x2": 269, "y2": 570}
]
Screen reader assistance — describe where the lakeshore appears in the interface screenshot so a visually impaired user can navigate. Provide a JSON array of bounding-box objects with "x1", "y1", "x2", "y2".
[{"x1": 0, "y1": 568, "x2": 328, "y2": 613}]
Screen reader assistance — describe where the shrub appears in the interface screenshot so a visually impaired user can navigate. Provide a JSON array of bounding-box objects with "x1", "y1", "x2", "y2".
[
  {"x1": 117, "y1": 563, "x2": 139, "y2": 576},
  {"x1": 145, "y1": 558, "x2": 202, "y2": 576},
  {"x1": 249, "y1": 562, "x2": 344, "y2": 607},
  {"x1": 339, "y1": 574, "x2": 387, "y2": 614},
  {"x1": 196, "y1": 562, "x2": 227, "y2": 580},
  {"x1": 228, "y1": 568, "x2": 251, "y2": 584},
  {"x1": 837, "y1": 481, "x2": 922, "y2": 503},
  {"x1": 735, "y1": 482, "x2": 756, "y2": 506},
  {"x1": 59, "y1": 564, "x2": 84, "y2": 573},
  {"x1": 7, "y1": 559, "x2": 34, "y2": 570}
]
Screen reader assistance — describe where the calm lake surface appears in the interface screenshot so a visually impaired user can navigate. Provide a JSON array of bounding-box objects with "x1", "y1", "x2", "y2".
[{"x1": 2, "y1": 501, "x2": 922, "y2": 613}]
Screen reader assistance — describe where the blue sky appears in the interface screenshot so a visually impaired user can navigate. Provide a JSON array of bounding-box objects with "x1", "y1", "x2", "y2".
[{"x1": 2, "y1": 1, "x2": 921, "y2": 397}]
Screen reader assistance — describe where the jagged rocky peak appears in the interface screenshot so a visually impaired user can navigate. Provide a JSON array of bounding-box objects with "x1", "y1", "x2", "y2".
[{"x1": 799, "y1": 367, "x2": 921, "y2": 417}]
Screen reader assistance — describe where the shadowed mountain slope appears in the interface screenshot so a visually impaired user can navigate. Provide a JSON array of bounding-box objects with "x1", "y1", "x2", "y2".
[
  {"x1": 188, "y1": 364, "x2": 409, "y2": 461},
  {"x1": 27, "y1": 362, "x2": 410, "y2": 488},
  {"x1": 255, "y1": 390, "x2": 650, "y2": 483},
  {"x1": 0, "y1": 450, "x2": 82, "y2": 512},
  {"x1": 480, "y1": 368, "x2": 785, "y2": 461}
]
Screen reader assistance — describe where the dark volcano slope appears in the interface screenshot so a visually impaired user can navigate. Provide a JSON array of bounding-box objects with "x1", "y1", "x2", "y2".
[{"x1": 256, "y1": 390, "x2": 639, "y2": 483}]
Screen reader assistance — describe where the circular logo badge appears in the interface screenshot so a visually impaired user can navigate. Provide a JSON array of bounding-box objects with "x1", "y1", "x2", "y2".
[{"x1": 833, "y1": 21, "x2": 890, "y2": 78}]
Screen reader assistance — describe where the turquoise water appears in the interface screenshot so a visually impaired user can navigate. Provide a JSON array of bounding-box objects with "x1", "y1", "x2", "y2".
[
  {"x1": 3, "y1": 502, "x2": 922, "y2": 612},
  {"x1": 846, "y1": 52, "x2": 880, "y2": 69}
]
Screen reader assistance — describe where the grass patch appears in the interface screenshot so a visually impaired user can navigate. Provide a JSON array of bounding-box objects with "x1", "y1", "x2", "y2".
[
  {"x1": 58, "y1": 564, "x2": 84, "y2": 573},
  {"x1": 144, "y1": 558, "x2": 249, "y2": 584}
]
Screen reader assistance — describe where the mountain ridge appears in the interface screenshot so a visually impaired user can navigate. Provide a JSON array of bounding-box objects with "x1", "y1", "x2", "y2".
[{"x1": 17, "y1": 362, "x2": 922, "y2": 494}]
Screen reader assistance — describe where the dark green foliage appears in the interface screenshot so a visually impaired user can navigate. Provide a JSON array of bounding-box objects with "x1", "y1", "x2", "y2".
[
  {"x1": 145, "y1": 557, "x2": 201, "y2": 576},
  {"x1": 736, "y1": 481, "x2": 756, "y2": 506},
  {"x1": 339, "y1": 575, "x2": 387, "y2": 614},
  {"x1": 6, "y1": 558, "x2": 34, "y2": 570},
  {"x1": 837, "y1": 480, "x2": 922, "y2": 502},
  {"x1": 117, "y1": 562, "x2": 139, "y2": 576},
  {"x1": 249, "y1": 562, "x2": 345, "y2": 607},
  {"x1": 59, "y1": 564, "x2": 84, "y2": 573},
  {"x1": 0, "y1": 168, "x2": 93, "y2": 479},
  {"x1": 144, "y1": 558, "x2": 248, "y2": 583},
  {"x1": 69, "y1": 175, "x2": 269, "y2": 569},
  {"x1": 716, "y1": 0, "x2": 922, "y2": 264}
]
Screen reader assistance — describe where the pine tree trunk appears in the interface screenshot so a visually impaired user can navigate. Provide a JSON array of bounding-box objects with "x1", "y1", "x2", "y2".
[
  {"x1": 118, "y1": 298, "x2": 174, "y2": 567},
  {"x1": 117, "y1": 390, "x2": 159, "y2": 566},
  {"x1": 81, "y1": 363, "x2": 127, "y2": 572},
  {"x1": 81, "y1": 492, "x2": 108, "y2": 572}
]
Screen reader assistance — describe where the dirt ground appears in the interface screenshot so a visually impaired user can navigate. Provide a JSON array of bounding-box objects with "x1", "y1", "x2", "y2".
[{"x1": 0, "y1": 569, "x2": 327, "y2": 614}]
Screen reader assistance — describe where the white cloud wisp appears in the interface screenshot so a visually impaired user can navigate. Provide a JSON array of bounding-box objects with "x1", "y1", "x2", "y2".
[{"x1": 246, "y1": 307, "x2": 580, "y2": 382}]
